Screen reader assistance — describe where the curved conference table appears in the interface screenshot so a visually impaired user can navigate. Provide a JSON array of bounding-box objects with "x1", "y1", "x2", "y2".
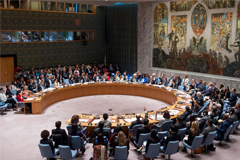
[{"x1": 26, "y1": 82, "x2": 192, "y2": 137}]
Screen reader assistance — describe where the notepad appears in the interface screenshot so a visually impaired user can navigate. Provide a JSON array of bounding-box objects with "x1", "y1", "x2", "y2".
[
  {"x1": 92, "y1": 118, "x2": 102, "y2": 124},
  {"x1": 79, "y1": 119, "x2": 89, "y2": 122}
]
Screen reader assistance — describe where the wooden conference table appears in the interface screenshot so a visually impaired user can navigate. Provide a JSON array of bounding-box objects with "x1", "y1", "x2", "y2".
[{"x1": 25, "y1": 82, "x2": 192, "y2": 137}]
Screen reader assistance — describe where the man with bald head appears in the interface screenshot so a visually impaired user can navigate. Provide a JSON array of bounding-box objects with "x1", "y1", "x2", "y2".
[{"x1": 129, "y1": 114, "x2": 142, "y2": 129}]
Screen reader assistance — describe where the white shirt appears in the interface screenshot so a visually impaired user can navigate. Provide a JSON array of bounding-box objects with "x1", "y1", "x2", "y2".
[{"x1": 0, "y1": 93, "x2": 7, "y2": 102}]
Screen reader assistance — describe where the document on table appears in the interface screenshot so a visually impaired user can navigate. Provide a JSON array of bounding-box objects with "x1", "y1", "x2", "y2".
[
  {"x1": 92, "y1": 118, "x2": 102, "y2": 124},
  {"x1": 26, "y1": 98, "x2": 35, "y2": 101},
  {"x1": 79, "y1": 119, "x2": 89, "y2": 122},
  {"x1": 124, "y1": 117, "x2": 137, "y2": 123}
]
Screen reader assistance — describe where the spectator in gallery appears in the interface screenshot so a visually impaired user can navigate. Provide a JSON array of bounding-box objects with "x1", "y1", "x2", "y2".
[
  {"x1": 187, "y1": 85, "x2": 195, "y2": 96},
  {"x1": 226, "y1": 88, "x2": 237, "y2": 107},
  {"x1": 155, "y1": 110, "x2": 171, "y2": 126},
  {"x1": 224, "y1": 86, "x2": 230, "y2": 99},
  {"x1": 182, "y1": 74, "x2": 189, "y2": 91},
  {"x1": 11, "y1": 80, "x2": 18, "y2": 90},
  {"x1": 191, "y1": 79, "x2": 197, "y2": 89},
  {"x1": 69, "y1": 115, "x2": 83, "y2": 130},
  {"x1": 199, "y1": 81, "x2": 207, "y2": 92},
  {"x1": 40, "y1": 130, "x2": 54, "y2": 154},
  {"x1": 92, "y1": 133, "x2": 107, "y2": 160}
]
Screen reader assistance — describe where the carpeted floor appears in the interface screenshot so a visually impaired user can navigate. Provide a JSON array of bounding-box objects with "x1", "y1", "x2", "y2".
[{"x1": 0, "y1": 95, "x2": 240, "y2": 160}]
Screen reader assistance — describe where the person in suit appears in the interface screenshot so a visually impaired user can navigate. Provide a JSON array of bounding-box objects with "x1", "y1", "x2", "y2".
[
  {"x1": 136, "y1": 71, "x2": 141, "y2": 82},
  {"x1": 82, "y1": 76, "x2": 90, "y2": 83},
  {"x1": 0, "y1": 88, "x2": 16, "y2": 110},
  {"x1": 175, "y1": 115, "x2": 186, "y2": 131},
  {"x1": 181, "y1": 106, "x2": 192, "y2": 121},
  {"x1": 129, "y1": 114, "x2": 142, "y2": 129},
  {"x1": 215, "y1": 114, "x2": 231, "y2": 141},
  {"x1": 199, "y1": 81, "x2": 207, "y2": 92},
  {"x1": 182, "y1": 74, "x2": 189, "y2": 91},
  {"x1": 175, "y1": 76, "x2": 181, "y2": 88},
  {"x1": 137, "y1": 129, "x2": 160, "y2": 155},
  {"x1": 202, "y1": 82, "x2": 213, "y2": 96},
  {"x1": 101, "y1": 74, "x2": 108, "y2": 82},
  {"x1": 51, "y1": 121, "x2": 68, "y2": 145},
  {"x1": 224, "y1": 86, "x2": 230, "y2": 99},
  {"x1": 155, "y1": 110, "x2": 171, "y2": 126},
  {"x1": 182, "y1": 121, "x2": 200, "y2": 153},
  {"x1": 28, "y1": 79, "x2": 36, "y2": 92},
  {"x1": 37, "y1": 81, "x2": 45, "y2": 92},
  {"x1": 210, "y1": 106, "x2": 218, "y2": 119},
  {"x1": 40, "y1": 130, "x2": 54, "y2": 154},
  {"x1": 94, "y1": 121, "x2": 110, "y2": 140},
  {"x1": 226, "y1": 88, "x2": 237, "y2": 107},
  {"x1": 151, "y1": 73, "x2": 156, "y2": 84},
  {"x1": 123, "y1": 72, "x2": 128, "y2": 81},
  {"x1": 229, "y1": 108, "x2": 238, "y2": 124},
  {"x1": 219, "y1": 84, "x2": 225, "y2": 98},
  {"x1": 235, "y1": 102, "x2": 240, "y2": 120},
  {"x1": 162, "y1": 125, "x2": 181, "y2": 154},
  {"x1": 131, "y1": 74, "x2": 137, "y2": 82},
  {"x1": 170, "y1": 79, "x2": 178, "y2": 89},
  {"x1": 130, "y1": 118, "x2": 151, "y2": 148},
  {"x1": 187, "y1": 85, "x2": 195, "y2": 96},
  {"x1": 201, "y1": 119, "x2": 216, "y2": 151},
  {"x1": 45, "y1": 76, "x2": 53, "y2": 88},
  {"x1": 192, "y1": 92, "x2": 204, "y2": 113},
  {"x1": 101, "y1": 113, "x2": 112, "y2": 128},
  {"x1": 110, "y1": 131, "x2": 129, "y2": 156},
  {"x1": 198, "y1": 110, "x2": 211, "y2": 132},
  {"x1": 5, "y1": 85, "x2": 14, "y2": 98}
]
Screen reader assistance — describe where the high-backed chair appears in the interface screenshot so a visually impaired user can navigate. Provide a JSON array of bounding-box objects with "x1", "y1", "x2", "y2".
[
  {"x1": 183, "y1": 135, "x2": 204, "y2": 156},
  {"x1": 229, "y1": 121, "x2": 239, "y2": 135},
  {"x1": 203, "y1": 131, "x2": 217, "y2": 152},
  {"x1": 38, "y1": 144, "x2": 59, "y2": 159},
  {"x1": 157, "y1": 131, "x2": 168, "y2": 142},
  {"x1": 13, "y1": 97, "x2": 26, "y2": 114},
  {"x1": 128, "y1": 124, "x2": 143, "y2": 137},
  {"x1": 177, "y1": 128, "x2": 187, "y2": 141},
  {"x1": 113, "y1": 146, "x2": 128, "y2": 160},
  {"x1": 58, "y1": 145, "x2": 77, "y2": 160},
  {"x1": 0, "y1": 102, "x2": 9, "y2": 115},
  {"x1": 70, "y1": 136, "x2": 87, "y2": 153},
  {"x1": 52, "y1": 134, "x2": 62, "y2": 148},
  {"x1": 134, "y1": 133, "x2": 150, "y2": 148},
  {"x1": 154, "y1": 120, "x2": 173, "y2": 132},
  {"x1": 160, "y1": 141, "x2": 179, "y2": 160},
  {"x1": 144, "y1": 142, "x2": 160, "y2": 160}
]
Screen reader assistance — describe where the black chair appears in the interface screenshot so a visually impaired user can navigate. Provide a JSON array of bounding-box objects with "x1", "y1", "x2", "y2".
[{"x1": 52, "y1": 134, "x2": 62, "y2": 148}]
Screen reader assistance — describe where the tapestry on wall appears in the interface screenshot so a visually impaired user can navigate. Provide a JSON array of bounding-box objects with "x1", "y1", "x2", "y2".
[{"x1": 153, "y1": 1, "x2": 240, "y2": 78}]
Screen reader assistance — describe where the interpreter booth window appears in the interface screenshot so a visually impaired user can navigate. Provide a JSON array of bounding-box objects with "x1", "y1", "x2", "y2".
[
  {"x1": 88, "y1": 5, "x2": 94, "y2": 13},
  {"x1": 30, "y1": 0, "x2": 39, "y2": 10},
  {"x1": 9, "y1": 0, "x2": 19, "y2": 9},
  {"x1": 49, "y1": 31, "x2": 57, "y2": 41},
  {"x1": 73, "y1": 31, "x2": 81, "y2": 40},
  {"x1": 88, "y1": 31, "x2": 95, "y2": 41},
  {"x1": 40, "y1": 1, "x2": 47, "y2": 10},
  {"x1": 65, "y1": 3, "x2": 72, "y2": 12},
  {"x1": 73, "y1": 3, "x2": 80, "y2": 12},
  {"x1": 48, "y1": 2, "x2": 55, "y2": 11},
  {"x1": 41, "y1": 31, "x2": 49, "y2": 41},
  {"x1": 0, "y1": 0, "x2": 8, "y2": 8},
  {"x1": 21, "y1": 31, "x2": 31, "y2": 42},
  {"x1": 57, "y1": 2, "x2": 64, "y2": 11},
  {"x1": 0, "y1": 31, "x2": 11, "y2": 42},
  {"x1": 12, "y1": 31, "x2": 21, "y2": 42},
  {"x1": 20, "y1": 0, "x2": 29, "y2": 9},
  {"x1": 81, "y1": 4, "x2": 87, "y2": 13},
  {"x1": 58, "y1": 31, "x2": 65, "y2": 41},
  {"x1": 32, "y1": 31, "x2": 40, "y2": 41},
  {"x1": 65, "y1": 31, "x2": 73, "y2": 41}
]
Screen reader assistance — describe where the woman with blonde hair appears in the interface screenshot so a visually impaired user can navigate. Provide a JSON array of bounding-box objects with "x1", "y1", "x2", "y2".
[
  {"x1": 182, "y1": 121, "x2": 200, "y2": 153},
  {"x1": 110, "y1": 131, "x2": 129, "y2": 156}
]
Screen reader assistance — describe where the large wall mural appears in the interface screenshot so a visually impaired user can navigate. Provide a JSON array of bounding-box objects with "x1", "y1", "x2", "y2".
[
  {"x1": 210, "y1": 12, "x2": 233, "y2": 53},
  {"x1": 153, "y1": 1, "x2": 240, "y2": 78},
  {"x1": 202, "y1": 0, "x2": 235, "y2": 9},
  {"x1": 170, "y1": 0, "x2": 197, "y2": 12},
  {"x1": 153, "y1": 3, "x2": 168, "y2": 47}
]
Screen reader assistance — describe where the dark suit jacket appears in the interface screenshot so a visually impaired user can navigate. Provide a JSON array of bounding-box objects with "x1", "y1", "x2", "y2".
[
  {"x1": 198, "y1": 115, "x2": 211, "y2": 131},
  {"x1": 202, "y1": 87, "x2": 212, "y2": 96},
  {"x1": 129, "y1": 120, "x2": 142, "y2": 129},
  {"x1": 199, "y1": 86, "x2": 206, "y2": 92},
  {"x1": 229, "y1": 114, "x2": 238, "y2": 124},
  {"x1": 28, "y1": 83, "x2": 36, "y2": 91},
  {"x1": 228, "y1": 93, "x2": 237, "y2": 106},
  {"x1": 163, "y1": 133, "x2": 181, "y2": 150},
  {"x1": 40, "y1": 138, "x2": 54, "y2": 154},
  {"x1": 51, "y1": 128, "x2": 68, "y2": 145},
  {"x1": 181, "y1": 109, "x2": 192, "y2": 120},
  {"x1": 202, "y1": 125, "x2": 216, "y2": 142},
  {"x1": 225, "y1": 91, "x2": 230, "y2": 99},
  {"x1": 196, "y1": 95, "x2": 204, "y2": 106},
  {"x1": 216, "y1": 119, "x2": 231, "y2": 140},
  {"x1": 235, "y1": 109, "x2": 240, "y2": 120},
  {"x1": 175, "y1": 121, "x2": 186, "y2": 131},
  {"x1": 6, "y1": 89, "x2": 13, "y2": 98},
  {"x1": 37, "y1": 84, "x2": 44, "y2": 92},
  {"x1": 210, "y1": 111, "x2": 218, "y2": 119},
  {"x1": 94, "y1": 128, "x2": 110, "y2": 139},
  {"x1": 145, "y1": 137, "x2": 160, "y2": 153},
  {"x1": 136, "y1": 126, "x2": 151, "y2": 143}
]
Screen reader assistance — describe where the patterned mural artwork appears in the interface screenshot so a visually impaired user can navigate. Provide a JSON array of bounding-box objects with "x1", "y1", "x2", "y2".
[
  {"x1": 170, "y1": 15, "x2": 187, "y2": 49},
  {"x1": 153, "y1": 3, "x2": 168, "y2": 47},
  {"x1": 210, "y1": 12, "x2": 233, "y2": 53},
  {"x1": 153, "y1": 1, "x2": 240, "y2": 78},
  {"x1": 170, "y1": 0, "x2": 197, "y2": 12},
  {"x1": 202, "y1": 0, "x2": 235, "y2": 9},
  {"x1": 191, "y1": 4, "x2": 207, "y2": 36}
]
